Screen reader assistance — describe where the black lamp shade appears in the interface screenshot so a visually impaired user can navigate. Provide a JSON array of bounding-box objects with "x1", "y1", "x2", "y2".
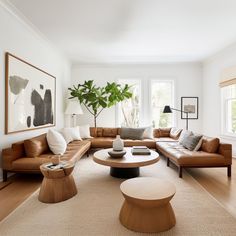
[{"x1": 163, "y1": 105, "x2": 172, "y2": 113}]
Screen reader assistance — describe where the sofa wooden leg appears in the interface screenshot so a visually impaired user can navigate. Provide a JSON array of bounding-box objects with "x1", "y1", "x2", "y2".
[
  {"x1": 167, "y1": 158, "x2": 170, "y2": 167},
  {"x1": 227, "y1": 165, "x2": 231, "y2": 177},
  {"x1": 3, "y1": 170, "x2": 8, "y2": 182},
  {"x1": 178, "y1": 166, "x2": 183, "y2": 178}
]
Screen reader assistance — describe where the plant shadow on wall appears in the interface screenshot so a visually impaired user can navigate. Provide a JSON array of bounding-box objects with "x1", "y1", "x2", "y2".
[{"x1": 68, "y1": 80, "x2": 133, "y2": 127}]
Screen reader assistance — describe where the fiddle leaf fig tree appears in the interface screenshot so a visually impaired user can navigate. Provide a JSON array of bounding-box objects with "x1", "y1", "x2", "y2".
[{"x1": 68, "y1": 80, "x2": 132, "y2": 127}]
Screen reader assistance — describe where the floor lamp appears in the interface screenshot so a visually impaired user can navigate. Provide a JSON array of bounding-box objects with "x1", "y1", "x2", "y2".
[
  {"x1": 163, "y1": 105, "x2": 189, "y2": 130},
  {"x1": 65, "y1": 100, "x2": 83, "y2": 127}
]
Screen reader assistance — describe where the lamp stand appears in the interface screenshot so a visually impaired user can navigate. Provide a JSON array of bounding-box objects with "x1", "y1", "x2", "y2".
[
  {"x1": 186, "y1": 112, "x2": 189, "y2": 130},
  {"x1": 71, "y1": 114, "x2": 77, "y2": 127}
]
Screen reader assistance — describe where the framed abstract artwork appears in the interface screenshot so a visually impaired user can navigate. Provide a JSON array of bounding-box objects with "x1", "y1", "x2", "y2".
[
  {"x1": 5, "y1": 52, "x2": 56, "y2": 134},
  {"x1": 181, "y1": 97, "x2": 198, "y2": 119}
]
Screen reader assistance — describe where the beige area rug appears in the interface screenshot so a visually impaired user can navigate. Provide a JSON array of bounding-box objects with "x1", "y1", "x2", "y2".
[{"x1": 1, "y1": 156, "x2": 236, "y2": 236}]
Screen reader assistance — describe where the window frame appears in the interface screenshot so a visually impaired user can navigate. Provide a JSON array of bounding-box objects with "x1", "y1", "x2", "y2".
[
  {"x1": 221, "y1": 85, "x2": 236, "y2": 138},
  {"x1": 149, "y1": 79, "x2": 176, "y2": 128},
  {"x1": 115, "y1": 78, "x2": 142, "y2": 127}
]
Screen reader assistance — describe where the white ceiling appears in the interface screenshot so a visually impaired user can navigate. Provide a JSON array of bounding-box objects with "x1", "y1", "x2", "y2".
[{"x1": 6, "y1": 0, "x2": 236, "y2": 64}]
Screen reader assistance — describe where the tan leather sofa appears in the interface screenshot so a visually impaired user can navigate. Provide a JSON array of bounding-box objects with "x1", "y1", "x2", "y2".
[
  {"x1": 1, "y1": 127, "x2": 179, "y2": 181},
  {"x1": 90, "y1": 127, "x2": 180, "y2": 149},
  {"x1": 2, "y1": 134, "x2": 91, "y2": 182},
  {"x1": 1, "y1": 127, "x2": 232, "y2": 180},
  {"x1": 157, "y1": 137, "x2": 232, "y2": 178}
]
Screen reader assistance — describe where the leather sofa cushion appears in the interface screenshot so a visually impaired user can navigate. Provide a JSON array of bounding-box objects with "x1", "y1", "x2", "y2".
[
  {"x1": 91, "y1": 137, "x2": 156, "y2": 149},
  {"x1": 124, "y1": 139, "x2": 156, "y2": 148},
  {"x1": 159, "y1": 128, "x2": 171, "y2": 137},
  {"x1": 170, "y1": 128, "x2": 182, "y2": 139},
  {"x1": 153, "y1": 129, "x2": 160, "y2": 138},
  {"x1": 90, "y1": 127, "x2": 103, "y2": 137},
  {"x1": 103, "y1": 128, "x2": 118, "y2": 137},
  {"x1": 91, "y1": 138, "x2": 113, "y2": 148},
  {"x1": 24, "y1": 134, "x2": 49, "y2": 157},
  {"x1": 201, "y1": 137, "x2": 220, "y2": 153},
  {"x1": 154, "y1": 137, "x2": 178, "y2": 142},
  {"x1": 12, "y1": 141, "x2": 25, "y2": 158}
]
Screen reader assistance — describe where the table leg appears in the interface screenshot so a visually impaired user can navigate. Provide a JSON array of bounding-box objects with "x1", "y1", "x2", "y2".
[{"x1": 110, "y1": 167, "x2": 140, "y2": 178}]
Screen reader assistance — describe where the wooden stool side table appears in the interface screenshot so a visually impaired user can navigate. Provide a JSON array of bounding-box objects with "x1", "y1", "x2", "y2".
[
  {"x1": 38, "y1": 162, "x2": 77, "y2": 203},
  {"x1": 119, "y1": 177, "x2": 176, "y2": 233}
]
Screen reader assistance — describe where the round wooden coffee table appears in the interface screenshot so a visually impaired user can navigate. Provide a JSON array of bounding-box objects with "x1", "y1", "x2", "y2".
[
  {"x1": 93, "y1": 148, "x2": 159, "y2": 178},
  {"x1": 119, "y1": 177, "x2": 176, "y2": 233},
  {"x1": 38, "y1": 162, "x2": 77, "y2": 203}
]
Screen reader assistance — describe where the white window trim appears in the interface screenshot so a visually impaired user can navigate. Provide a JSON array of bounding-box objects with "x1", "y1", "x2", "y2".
[{"x1": 220, "y1": 86, "x2": 236, "y2": 138}]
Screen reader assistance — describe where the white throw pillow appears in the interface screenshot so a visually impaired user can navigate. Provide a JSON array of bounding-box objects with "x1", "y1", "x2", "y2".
[
  {"x1": 60, "y1": 128, "x2": 73, "y2": 144},
  {"x1": 78, "y1": 124, "x2": 92, "y2": 139},
  {"x1": 70, "y1": 127, "x2": 82, "y2": 140},
  {"x1": 61, "y1": 127, "x2": 82, "y2": 144},
  {"x1": 47, "y1": 129, "x2": 67, "y2": 155},
  {"x1": 142, "y1": 126, "x2": 153, "y2": 139}
]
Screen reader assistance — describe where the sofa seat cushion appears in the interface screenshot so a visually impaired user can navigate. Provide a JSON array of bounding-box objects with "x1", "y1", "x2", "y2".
[
  {"x1": 124, "y1": 139, "x2": 156, "y2": 148},
  {"x1": 12, "y1": 156, "x2": 52, "y2": 170},
  {"x1": 154, "y1": 137, "x2": 178, "y2": 142},
  {"x1": 156, "y1": 142, "x2": 226, "y2": 166},
  {"x1": 12, "y1": 140, "x2": 91, "y2": 171},
  {"x1": 91, "y1": 137, "x2": 156, "y2": 148},
  {"x1": 61, "y1": 140, "x2": 91, "y2": 162}
]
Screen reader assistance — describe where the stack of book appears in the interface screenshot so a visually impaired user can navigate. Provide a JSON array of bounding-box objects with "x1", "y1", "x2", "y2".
[
  {"x1": 45, "y1": 162, "x2": 68, "y2": 170},
  {"x1": 131, "y1": 146, "x2": 151, "y2": 155}
]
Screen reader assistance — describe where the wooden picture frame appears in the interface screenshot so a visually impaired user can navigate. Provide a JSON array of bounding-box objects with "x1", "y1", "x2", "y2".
[
  {"x1": 5, "y1": 52, "x2": 56, "y2": 134},
  {"x1": 181, "y1": 97, "x2": 198, "y2": 119}
]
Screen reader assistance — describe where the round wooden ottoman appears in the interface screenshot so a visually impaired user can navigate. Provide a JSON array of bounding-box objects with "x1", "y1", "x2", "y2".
[
  {"x1": 38, "y1": 162, "x2": 77, "y2": 203},
  {"x1": 119, "y1": 177, "x2": 176, "y2": 233}
]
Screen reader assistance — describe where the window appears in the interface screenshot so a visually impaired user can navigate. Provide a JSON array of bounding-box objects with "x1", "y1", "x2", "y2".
[
  {"x1": 151, "y1": 80, "x2": 174, "y2": 128},
  {"x1": 116, "y1": 79, "x2": 175, "y2": 128},
  {"x1": 221, "y1": 84, "x2": 236, "y2": 135},
  {"x1": 117, "y1": 79, "x2": 141, "y2": 127}
]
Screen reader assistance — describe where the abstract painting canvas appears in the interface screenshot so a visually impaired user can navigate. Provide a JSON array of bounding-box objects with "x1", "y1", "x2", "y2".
[{"x1": 5, "y1": 53, "x2": 56, "y2": 134}]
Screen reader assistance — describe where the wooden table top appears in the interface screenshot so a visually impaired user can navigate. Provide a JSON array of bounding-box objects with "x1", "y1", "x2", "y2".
[
  {"x1": 93, "y1": 148, "x2": 159, "y2": 168},
  {"x1": 40, "y1": 162, "x2": 74, "y2": 179},
  {"x1": 120, "y1": 177, "x2": 176, "y2": 200}
]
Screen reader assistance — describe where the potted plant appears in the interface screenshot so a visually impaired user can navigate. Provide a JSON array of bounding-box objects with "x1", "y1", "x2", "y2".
[{"x1": 68, "y1": 80, "x2": 132, "y2": 127}]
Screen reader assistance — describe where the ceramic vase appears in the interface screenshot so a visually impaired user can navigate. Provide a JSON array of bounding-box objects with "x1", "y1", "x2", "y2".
[{"x1": 113, "y1": 135, "x2": 124, "y2": 151}]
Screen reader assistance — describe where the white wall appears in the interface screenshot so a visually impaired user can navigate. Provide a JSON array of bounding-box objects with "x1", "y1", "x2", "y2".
[
  {"x1": 71, "y1": 63, "x2": 203, "y2": 131},
  {"x1": 0, "y1": 3, "x2": 71, "y2": 179},
  {"x1": 203, "y1": 43, "x2": 236, "y2": 156}
]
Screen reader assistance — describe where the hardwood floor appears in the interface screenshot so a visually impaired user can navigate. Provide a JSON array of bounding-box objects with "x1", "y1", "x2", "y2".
[
  {"x1": 187, "y1": 159, "x2": 236, "y2": 218},
  {"x1": 0, "y1": 159, "x2": 236, "y2": 222},
  {"x1": 0, "y1": 174, "x2": 42, "y2": 221}
]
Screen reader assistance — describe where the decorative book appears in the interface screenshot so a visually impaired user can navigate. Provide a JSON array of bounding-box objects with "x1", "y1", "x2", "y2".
[{"x1": 131, "y1": 146, "x2": 151, "y2": 155}]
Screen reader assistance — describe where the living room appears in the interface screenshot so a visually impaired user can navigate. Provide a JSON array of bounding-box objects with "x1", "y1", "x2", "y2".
[{"x1": 0, "y1": 0, "x2": 236, "y2": 235}]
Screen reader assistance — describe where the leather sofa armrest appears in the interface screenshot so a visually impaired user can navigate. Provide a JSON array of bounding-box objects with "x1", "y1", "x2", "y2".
[
  {"x1": 218, "y1": 143, "x2": 232, "y2": 165},
  {"x1": 2, "y1": 148, "x2": 21, "y2": 170}
]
